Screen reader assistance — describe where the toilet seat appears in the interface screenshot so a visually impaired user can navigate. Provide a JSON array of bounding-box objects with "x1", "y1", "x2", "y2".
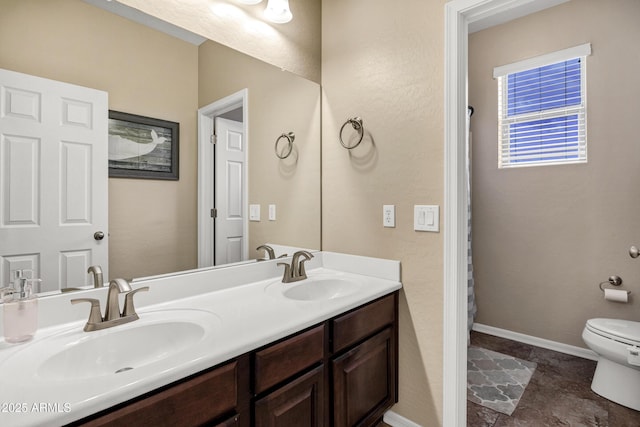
[{"x1": 586, "y1": 318, "x2": 640, "y2": 347}]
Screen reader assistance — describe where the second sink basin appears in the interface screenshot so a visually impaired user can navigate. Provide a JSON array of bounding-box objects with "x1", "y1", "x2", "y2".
[{"x1": 266, "y1": 273, "x2": 364, "y2": 302}]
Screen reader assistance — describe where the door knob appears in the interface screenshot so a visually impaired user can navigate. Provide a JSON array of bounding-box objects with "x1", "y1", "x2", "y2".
[{"x1": 94, "y1": 231, "x2": 105, "y2": 241}]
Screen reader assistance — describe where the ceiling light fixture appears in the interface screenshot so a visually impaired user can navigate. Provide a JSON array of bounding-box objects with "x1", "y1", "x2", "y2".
[{"x1": 264, "y1": 0, "x2": 292, "y2": 24}]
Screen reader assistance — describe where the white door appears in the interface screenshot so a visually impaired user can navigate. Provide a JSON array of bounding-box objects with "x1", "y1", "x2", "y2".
[
  {"x1": 214, "y1": 117, "x2": 246, "y2": 265},
  {"x1": 0, "y1": 69, "x2": 108, "y2": 292}
]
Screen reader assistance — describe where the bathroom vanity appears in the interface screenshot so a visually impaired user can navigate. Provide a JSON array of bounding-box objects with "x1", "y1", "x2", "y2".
[
  {"x1": 0, "y1": 252, "x2": 401, "y2": 427},
  {"x1": 75, "y1": 293, "x2": 397, "y2": 427}
]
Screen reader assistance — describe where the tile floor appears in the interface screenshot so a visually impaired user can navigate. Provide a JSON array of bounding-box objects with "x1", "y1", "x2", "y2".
[{"x1": 467, "y1": 331, "x2": 640, "y2": 426}]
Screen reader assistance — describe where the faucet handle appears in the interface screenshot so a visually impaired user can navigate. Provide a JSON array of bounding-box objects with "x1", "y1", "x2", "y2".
[
  {"x1": 277, "y1": 262, "x2": 292, "y2": 282},
  {"x1": 122, "y1": 287, "x2": 149, "y2": 317},
  {"x1": 298, "y1": 256, "x2": 312, "y2": 278},
  {"x1": 293, "y1": 251, "x2": 314, "y2": 277},
  {"x1": 71, "y1": 298, "x2": 103, "y2": 329}
]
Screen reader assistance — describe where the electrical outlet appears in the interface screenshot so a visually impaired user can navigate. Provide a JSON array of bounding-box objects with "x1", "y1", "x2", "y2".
[
  {"x1": 269, "y1": 204, "x2": 276, "y2": 221},
  {"x1": 383, "y1": 205, "x2": 395, "y2": 228}
]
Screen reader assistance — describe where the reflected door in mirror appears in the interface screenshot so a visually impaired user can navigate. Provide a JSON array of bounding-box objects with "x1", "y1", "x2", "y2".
[
  {"x1": 215, "y1": 117, "x2": 247, "y2": 265},
  {"x1": 0, "y1": 69, "x2": 108, "y2": 292}
]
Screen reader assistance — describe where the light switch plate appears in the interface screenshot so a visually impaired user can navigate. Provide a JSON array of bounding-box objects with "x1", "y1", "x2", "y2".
[
  {"x1": 383, "y1": 205, "x2": 395, "y2": 228},
  {"x1": 249, "y1": 204, "x2": 261, "y2": 221},
  {"x1": 414, "y1": 205, "x2": 439, "y2": 232},
  {"x1": 268, "y1": 204, "x2": 276, "y2": 221}
]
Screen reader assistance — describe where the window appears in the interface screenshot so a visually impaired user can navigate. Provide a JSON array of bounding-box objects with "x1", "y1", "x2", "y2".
[{"x1": 494, "y1": 44, "x2": 591, "y2": 168}]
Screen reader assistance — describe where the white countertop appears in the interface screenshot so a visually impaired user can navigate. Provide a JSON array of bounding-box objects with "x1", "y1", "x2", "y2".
[{"x1": 0, "y1": 252, "x2": 401, "y2": 426}]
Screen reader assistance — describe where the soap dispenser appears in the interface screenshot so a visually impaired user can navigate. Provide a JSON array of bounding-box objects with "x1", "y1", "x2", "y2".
[{"x1": 1, "y1": 270, "x2": 40, "y2": 344}]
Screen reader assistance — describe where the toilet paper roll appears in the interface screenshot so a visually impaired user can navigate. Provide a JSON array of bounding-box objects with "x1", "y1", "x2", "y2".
[{"x1": 604, "y1": 288, "x2": 629, "y2": 303}]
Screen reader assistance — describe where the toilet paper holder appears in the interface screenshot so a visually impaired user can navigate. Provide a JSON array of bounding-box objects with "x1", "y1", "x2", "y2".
[{"x1": 599, "y1": 275, "x2": 631, "y2": 295}]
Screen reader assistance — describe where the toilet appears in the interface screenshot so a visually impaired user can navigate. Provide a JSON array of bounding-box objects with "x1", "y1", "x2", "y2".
[{"x1": 582, "y1": 318, "x2": 640, "y2": 411}]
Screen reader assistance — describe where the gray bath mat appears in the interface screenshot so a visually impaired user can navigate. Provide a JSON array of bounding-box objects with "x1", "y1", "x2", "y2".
[{"x1": 467, "y1": 346, "x2": 537, "y2": 416}]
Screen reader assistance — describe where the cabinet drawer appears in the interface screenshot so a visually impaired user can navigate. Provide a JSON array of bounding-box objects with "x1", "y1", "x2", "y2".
[
  {"x1": 79, "y1": 361, "x2": 238, "y2": 426},
  {"x1": 254, "y1": 324, "x2": 324, "y2": 394},
  {"x1": 332, "y1": 294, "x2": 395, "y2": 353}
]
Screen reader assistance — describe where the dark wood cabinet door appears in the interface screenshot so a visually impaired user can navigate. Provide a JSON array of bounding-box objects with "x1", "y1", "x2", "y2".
[
  {"x1": 77, "y1": 361, "x2": 238, "y2": 427},
  {"x1": 254, "y1": 366, "x2": 324, "y2": 427},
  {"x1": 332, "y1": 328, "x2": 395, "y2": 427}
]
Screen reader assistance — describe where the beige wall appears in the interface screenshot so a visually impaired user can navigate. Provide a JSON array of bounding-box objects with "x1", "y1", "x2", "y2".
[
  {"x1": 469, "y1": 0, "x2": 640, "y2": 348},
  {"x1": 3, "y1": 0, "x2": 443, "y2": 423},
  {"x1": 198, "y1": 41, "x2": 321, "y2": 258},
  {"x1": 0, "y1": 0, "x2": 199, "y2": 279},
  {"x1": 322, "y1": 0, "x2": 446, "y2": 424}
]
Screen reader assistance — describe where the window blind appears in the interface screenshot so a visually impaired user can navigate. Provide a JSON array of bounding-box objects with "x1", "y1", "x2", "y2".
[{"x1": 496, "y1": 46, "x2": 589, "y2": 168}]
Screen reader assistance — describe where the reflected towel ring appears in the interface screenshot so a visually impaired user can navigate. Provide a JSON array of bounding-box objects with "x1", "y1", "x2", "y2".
[
  {"x1": 275, "y1": 132, "x2": 295, "y2": 159},
  {"x1": 339, "y1": 117, "x2": 364, "y2": 149}
]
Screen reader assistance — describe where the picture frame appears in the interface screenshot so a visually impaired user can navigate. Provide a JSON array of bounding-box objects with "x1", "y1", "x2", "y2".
[{"x1": 108, "y1": 110, "x2": 179, "y2": 180}]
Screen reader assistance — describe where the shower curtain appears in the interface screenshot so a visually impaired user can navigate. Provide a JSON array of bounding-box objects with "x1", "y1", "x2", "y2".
[{"x1": 467, "y1": 106, "x2": 477, "y2": 344}]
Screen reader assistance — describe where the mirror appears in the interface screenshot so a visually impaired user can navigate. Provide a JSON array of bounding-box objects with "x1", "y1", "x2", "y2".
[{"x1": 0, "y1": 0, "x2": 320, "y2": 293}]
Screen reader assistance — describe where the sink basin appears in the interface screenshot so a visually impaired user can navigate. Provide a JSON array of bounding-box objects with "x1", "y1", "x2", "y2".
[
  {"x1": 1, "y1": 309, "x2": 221, "y2": 383},
  {"x1": 266, "y1": 275, "x2": 364, "y2": 301},
  {"x1": 39, "y1": 320, "x2": 204, "y2": 380}
]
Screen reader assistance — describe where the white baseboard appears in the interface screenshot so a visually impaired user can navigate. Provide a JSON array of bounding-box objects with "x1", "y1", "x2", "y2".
[
  {"x1": 472, "y1": 323, "x2": 598, "y2": 361},
  {"x1": 383, "y1": 410, "x2": 423, "y2": 427}
]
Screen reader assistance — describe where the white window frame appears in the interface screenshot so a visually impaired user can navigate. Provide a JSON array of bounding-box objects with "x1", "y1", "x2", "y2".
[{"x1": 494, "y1": 43, "x2": 591, "y2": 168}]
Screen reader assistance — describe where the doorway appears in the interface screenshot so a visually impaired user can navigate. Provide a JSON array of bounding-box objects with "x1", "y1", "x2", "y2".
[
  {"x1": 443, "y1": 1, "x2": 567, "y2": 425},
  {"x1": 197, "y1": 89, "x2": 249, "y2": 268}
]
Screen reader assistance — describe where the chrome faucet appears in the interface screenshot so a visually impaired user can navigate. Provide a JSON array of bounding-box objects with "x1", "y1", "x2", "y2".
[
  {"x1": 87, "y1": 265, "x2": 104, "y2": 288},
  {"x1": 278, "y1": 250, "x2": 314, "y2": 283},
  {"x1": 71, "y1": 278, "x2": 149, "y2": 332},
  {"x1": 257, "y1": 244, "x2": 276, "y2": 260},
  {"x1": 61, "y1": 265, "x2": 104, "y2": 293},
  {"x1": 104, "y1": 278, "x2": 132, "y2": 321},
  {"x1": 257, "y1": 244, "x2": 287, "y2": 260}
]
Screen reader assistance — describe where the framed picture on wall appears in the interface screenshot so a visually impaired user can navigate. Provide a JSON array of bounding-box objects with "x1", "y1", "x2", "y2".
[{"x1": 108, "y1": 110, "x2": 179, "y2": 180}]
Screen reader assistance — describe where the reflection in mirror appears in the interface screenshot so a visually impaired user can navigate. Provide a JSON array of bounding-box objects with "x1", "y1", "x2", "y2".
[
  {"x1": 0, "y1": 0, "x2": 320, "y2": 294},
  {"x1": 197, "y1": 41, "x2": 320, "y2": 268}
]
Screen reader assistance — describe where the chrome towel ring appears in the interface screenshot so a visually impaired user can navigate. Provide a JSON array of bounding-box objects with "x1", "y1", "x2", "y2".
[
  {"x1": 275, "y1": 132, "x2": 295, "y2": 159},
  {"x1": 339, "y1": 117, "x2": 364, "y2": 149}
]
